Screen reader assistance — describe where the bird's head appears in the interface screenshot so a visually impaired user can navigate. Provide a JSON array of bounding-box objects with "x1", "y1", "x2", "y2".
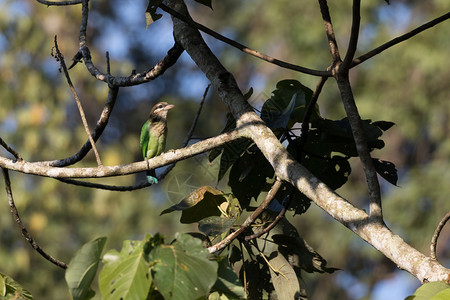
[{"x1": 149, "y1": 102, "x2": 175, "y2": 120}]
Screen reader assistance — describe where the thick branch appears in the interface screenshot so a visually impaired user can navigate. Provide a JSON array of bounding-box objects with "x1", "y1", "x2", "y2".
[
  {"x1": 0, "y1": 129, "x2": 243, "y2": 178},
  {"x1": 166, "y1": 0, "x2": 450, "y2": 282}
]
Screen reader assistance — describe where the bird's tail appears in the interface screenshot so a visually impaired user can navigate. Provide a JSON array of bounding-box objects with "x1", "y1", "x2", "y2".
[{"x1": 146, "y1": 169, "x2": 158, "y2": 184}]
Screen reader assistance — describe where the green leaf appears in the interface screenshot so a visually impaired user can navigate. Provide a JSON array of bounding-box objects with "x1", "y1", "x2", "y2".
[
  {"x1": 212, "y1": 257, "x2": 246, "y2": 299},
  {"x1": 0, "y1": 273, "x2": 33, "y2": 299},
  {"x1": 267, "y1": 252, "x2": 301, "y2": 300},
  {"x1": 406, "y1": 282, "x2": 450, "y2": 300},
  {"x1": 261, "y1": 79, "x2": 315, "y2": 131},
  {"x1": 191, "y1": 0, "x2": 213, "y2": 9},
  {"x1": 198, "y1": 216, "x2": 236, "y2": 236},
  {"x1": 373, "y1": 158, "x2": 398, "y2": 186},
  {"x1": 433, "y1": 288, "x2": 450, "y2": 300},
  {"x1": 161, "y1": 186, "x2": 229, "y2": 224},
  {"x1": 145, "y1": 0, "x2": 163, "y2": 28},
  {"x1": 99, "y1": 238, "x2": 152, "y2": 300},
  {"x1": 149, "y1": 233, "x2": 218, "y2": 300},
  {"x1": 65, "y1": 237, "x2": 107, "y2": 300}
]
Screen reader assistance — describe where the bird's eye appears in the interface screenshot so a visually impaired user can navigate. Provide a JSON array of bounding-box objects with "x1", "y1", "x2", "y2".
[{"x1": 157, "y1": 104, "x2": 163, "y2": 109}]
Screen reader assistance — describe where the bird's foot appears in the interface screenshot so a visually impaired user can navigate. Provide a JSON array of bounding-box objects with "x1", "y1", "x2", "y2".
[{"x1": 146, "y1": 176, "x2": 159, "y2": 185}]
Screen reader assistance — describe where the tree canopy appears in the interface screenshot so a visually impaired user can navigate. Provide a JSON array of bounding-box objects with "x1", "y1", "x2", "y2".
[{"x1": 0, "y1": 0, "x2": 449, "y2": 299}]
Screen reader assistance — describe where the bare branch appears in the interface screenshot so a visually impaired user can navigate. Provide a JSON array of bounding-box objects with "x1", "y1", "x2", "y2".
[
  {"x1": 317, "y1": 0, "x2": 341, "y2": 63},
  {"x1": 53, "y1": 36, "x2": 103, "y2": 166},
  {"x1": 430, "y1": 212, "x2": 450, "y2": 260},
  {"x1": 208, "y1": 180, "x2": 283, "y2": 253},
  {"x1": 159, "y1": 3, "x2": 330, "y2": 77},
  {"x1": 352, "y1": 12, "x2": 450, "y2": 68},
  {"x1": 0, "y1": 137, "x2": 22, "y2": 161},
  {"x1": 35, "y1": 0, "x2": 81, "y2": 6},
  {"x1": 341, "y1": 0, "x2": 361, "y2": 71},
  {"x1": 0, "y1": 129, "x2": 244, "y2": 178},
  {"x1": 1, "y1": 168, "x2": 68, "y2": 269}
]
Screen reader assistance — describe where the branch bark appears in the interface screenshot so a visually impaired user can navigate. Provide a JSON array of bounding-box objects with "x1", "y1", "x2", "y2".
[{"x1": 166, "y1": 0, "x2": 450, "y2": 283}]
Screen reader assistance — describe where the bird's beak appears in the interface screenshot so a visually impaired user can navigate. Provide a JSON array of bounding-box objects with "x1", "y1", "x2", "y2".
[{"x1": 166, "y1": 104, "x2": 175, "y2": 110}]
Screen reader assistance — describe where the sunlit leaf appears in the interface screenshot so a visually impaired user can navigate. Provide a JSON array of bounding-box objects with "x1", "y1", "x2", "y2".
[
  {"x1": 99, "y1": 238, "x2": 152, "y2": 300},
  {"x1": 405, "y1": 282, "x2": 450, "y2": 300},
  {"x1": 65, "y1": 237, "x2": 107, "y2": 300},
  {"x1": 0, "y1": 273, "x2": 33, "y2": 299},
  {"x1": 149, "y1": 233, "x2": 218, "y2": 300}
]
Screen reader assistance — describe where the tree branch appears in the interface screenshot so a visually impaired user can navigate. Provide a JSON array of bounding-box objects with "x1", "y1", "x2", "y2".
[
  {"x1": 166, "y1": 0, "x2": 450, "y2": 282},
  {"x1": 430, "y1": 212, "x2": 450, "y2": 260},
  {"x1": 53, "y1": 36, "x2": 103, "y2": 167},
  {"x1": 0, "y1": 129, "x2": 244, "y2": 178},
  {"x1": 317, "y1": 0, "x2": 341, "y2": 63},
  {"x1": 341, "y1": 0, "x2": 361, "y2": 71},
  {"x1": 159, "y1": 3, "x2": 330, "y2": 77},
  {"x1": 208, "y1": 180, "x2": 283, "y2": 253},
  {"x1": 0, "y1": 137, "x2": 22, "y2": 161},
  {"x1": 352, "y1": 12, "x2": 450, "y2": 68},
  {"x1": 2, "y1": 168, "x2": 68, "y2": 269},
  {"x1": 35, "y1": 0, "x2": 81, "y2": 6}
]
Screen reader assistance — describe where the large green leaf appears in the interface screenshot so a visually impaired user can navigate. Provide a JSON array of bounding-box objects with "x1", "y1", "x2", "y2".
[
  {"x1": 149, "y1": 233, "x2": 218, "y2": 300},
  {"x1": 99, "y1": 238, "x2": 152, "y2": 300},
  {"x1": 267, "y1": 252, "x2": 302, "y2": 300},
  {"x1": 405, "y1": 282, "x2": 450, "y2": 300},
  {"x1": 65, "y1": 237, "x2": 107, "y2": 300},
  {"x1": 0, "y1": 273, "x2": 33, "y2": 299},
  {"x1": 161, "y1": 186, "x2": 229, "y2": 224},
  {"x1": 212, "y1": 257, "x2": 246, "y2": 299}
]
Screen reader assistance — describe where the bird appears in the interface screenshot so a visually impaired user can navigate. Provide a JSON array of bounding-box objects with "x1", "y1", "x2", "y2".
[{"x1": 140, "y1": 101, "x2": 174, "y2": 184}]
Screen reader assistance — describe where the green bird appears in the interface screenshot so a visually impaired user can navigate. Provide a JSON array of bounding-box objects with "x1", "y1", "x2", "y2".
[{"x1": 140, "y1": 102, "x2": 174, "y2": 184}]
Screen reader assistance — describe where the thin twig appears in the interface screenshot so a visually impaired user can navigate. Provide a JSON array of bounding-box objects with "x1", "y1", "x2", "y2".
[
  {"x1": 298, "y1": 76, "x2": 328, "y2": 149},
  {"x1": 42, "y1": 86, "x2": 118, "y2": 167},
  {"x1": 208, "y1": 180, "x2": 283, "y2": 253},
  {"x1": 352, "y1": 12, "x2": 450, "y2": 68},
  {"x1": 1, "y1": 168, "x2": 68, "y2": 269},
  {"x1": 159, "y1": 4, "x2": 330, "y2": 77},
  {"x1": 430, "y1": 212, "x2": 450, "y2": 260},
  {"x1": 53, "y1": 36, "x2": 103, "y2": 166},
  {"x1": 317, "y1": 0, "x2": 341, "y2": 63},
  {"x1": 0, "y1": 137, "x2": 22, "y2": 161},
  {"x1": 341, "y1": 0, "x2": 361, "y2": 71},
  {"x1": 35, "y1": 0, "x2": 81, "y2": 6},
  {"x1": 244, "y1": 192, "x2": 293, "y2": 241}
]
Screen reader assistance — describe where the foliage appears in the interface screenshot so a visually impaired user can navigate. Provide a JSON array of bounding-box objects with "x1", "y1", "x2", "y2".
[{"x1": 0, "y1": 0, "x2": 448, "y2": 299}]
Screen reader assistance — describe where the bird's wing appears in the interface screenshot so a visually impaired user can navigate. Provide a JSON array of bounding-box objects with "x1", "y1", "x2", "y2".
[{"x1": 140, "y1": 121, "x2": 150, "y2": 158}]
